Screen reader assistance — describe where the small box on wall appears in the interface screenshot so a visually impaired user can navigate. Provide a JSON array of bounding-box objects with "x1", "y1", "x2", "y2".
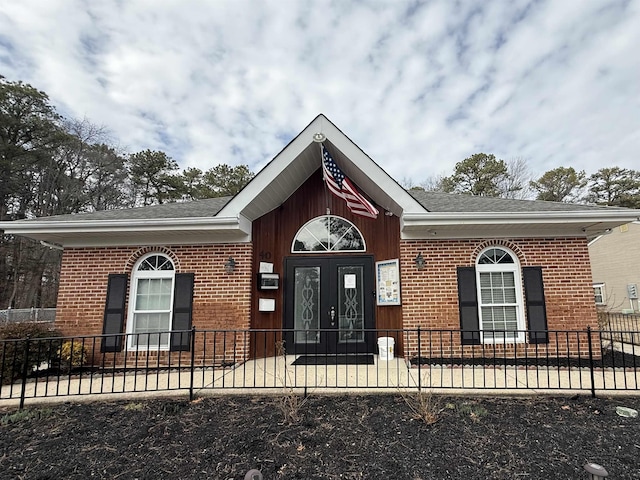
[
  {"x1": 258, "y1": 273, "x2": 279, "y2": 290},
  {"x1": 258, "y1": 298, "x2": 276, "y2": 312}
]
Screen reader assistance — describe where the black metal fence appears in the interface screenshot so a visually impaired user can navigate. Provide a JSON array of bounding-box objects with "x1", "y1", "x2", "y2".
[{"x1": 1, "y1": 327, "x2": 639, "y2": 408}]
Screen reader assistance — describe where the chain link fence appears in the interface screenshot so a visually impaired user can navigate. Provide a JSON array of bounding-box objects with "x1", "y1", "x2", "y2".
[{"x1": 0, "y1": 308, "x2": 56, "y2": 324}]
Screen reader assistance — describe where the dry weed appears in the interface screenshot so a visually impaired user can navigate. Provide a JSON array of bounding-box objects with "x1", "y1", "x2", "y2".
[
  {"x1": 403, "y1": 388, "x2": 443, "y2": 425},
  {"x1": 274, "y1": 340, "x2": 308, "y2": 424}
]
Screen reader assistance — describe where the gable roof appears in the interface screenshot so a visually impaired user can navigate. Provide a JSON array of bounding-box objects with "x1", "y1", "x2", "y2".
[
  {"x1": 216, "y1": 114, "x2": 425, "y2": 221},
  {"x1": 1, "y1": 114, "x2": 639, "y2": 246}
]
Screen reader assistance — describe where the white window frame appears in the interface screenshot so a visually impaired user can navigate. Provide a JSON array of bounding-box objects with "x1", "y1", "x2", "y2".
[
  {"x1": 126, "y1": 253, "x2": 175, "y2": 351},
  {"x1": 291, "y1": 215, "x2": 366, "y2": 253},
  {"x1": 476, "y1": 247, "x2": 526, "y2": 344},
  {"x1": 593, "y1": 283, "x2": 605, "y2": 305}
]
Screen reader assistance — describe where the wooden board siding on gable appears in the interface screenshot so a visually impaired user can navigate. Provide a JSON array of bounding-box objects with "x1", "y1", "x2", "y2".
[{"x1": 251, "y1": 169, "x2": 403, "y2": 357}]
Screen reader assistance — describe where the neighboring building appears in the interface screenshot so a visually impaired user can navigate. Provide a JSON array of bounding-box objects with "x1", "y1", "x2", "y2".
[
  {"x1": 589, "y1": 221, "x2": 640, "y2": 313},
  {"x1": 1, "y1": 114, "x2": 638, "y2": 361}
]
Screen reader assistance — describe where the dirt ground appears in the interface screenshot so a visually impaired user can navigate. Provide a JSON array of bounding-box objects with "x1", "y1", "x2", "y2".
[{"x1": 1, "y1": 393, "x2": 639, "y2": 479}]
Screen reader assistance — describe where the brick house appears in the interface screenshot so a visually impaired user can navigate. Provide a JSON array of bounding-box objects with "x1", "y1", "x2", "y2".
[{"x1": 1, "y1": 114, "x2": 638, "y2": 361}]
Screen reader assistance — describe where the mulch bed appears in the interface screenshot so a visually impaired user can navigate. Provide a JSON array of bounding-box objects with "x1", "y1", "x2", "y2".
[
  {"x1": 1, "y1": 394, "x2": 639, "y2": 479},
  {"x1": 292, "y1": 355, "x2": 375, "y2": 365},
  {"x1": 410, "y1": 349, "x2": 640, "y2": 368}
]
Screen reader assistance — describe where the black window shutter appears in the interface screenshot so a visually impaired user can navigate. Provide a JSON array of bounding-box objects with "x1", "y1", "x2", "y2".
[
  {"x1": 170, "y1": 273, "x2": 195, "y2": 352},
  {"x1": 457, "y1": 267, "x2": 480, "y2": 345},
  {"x1": 101, "y1": 274, "x2": 128, "y2": 352},
  {"x1": 523, "y1": 267, "x2": 549, "y2": 344}
]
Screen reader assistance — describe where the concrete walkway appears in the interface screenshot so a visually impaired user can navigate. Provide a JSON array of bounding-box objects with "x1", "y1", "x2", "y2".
[{"x1": 2, "y1": 354, "x2": 639, "y2": 408}]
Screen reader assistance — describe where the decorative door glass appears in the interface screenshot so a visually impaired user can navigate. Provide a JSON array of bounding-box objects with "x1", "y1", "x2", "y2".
[
  {"x1": 285, "y1": 256, "x2": 374, "y2": 354},
  {"x1": 294, "y1": 266, "x2": 320, "y2": 344},
  {"x1": 337, "y1": 266, "x2": 365, "y2": 343}
]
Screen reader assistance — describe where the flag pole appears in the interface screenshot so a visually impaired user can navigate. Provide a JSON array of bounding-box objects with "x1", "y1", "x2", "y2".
[{"x1": 313, "y1": 133, "x2": 330, "y2": 215}]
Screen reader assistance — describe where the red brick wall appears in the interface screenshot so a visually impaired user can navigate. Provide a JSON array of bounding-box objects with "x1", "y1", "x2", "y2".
[
  {"x1": 56, "y1": 236, "x2": 598, "y2": 362},
  {"x1": 56, "y1": 244, "x2": 253, "y2": 363},
  {"x1": 400, "y1": 237, "x2": 598, "y2": 358}
]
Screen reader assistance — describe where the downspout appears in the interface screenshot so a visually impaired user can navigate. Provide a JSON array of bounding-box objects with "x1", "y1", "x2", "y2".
[{"x1": 40, "y1": 240, "x2": 64, "y2": 251}]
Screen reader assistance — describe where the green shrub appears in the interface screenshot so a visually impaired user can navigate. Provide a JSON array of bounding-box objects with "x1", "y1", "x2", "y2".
[
  {"x1": 58, "y1": 340, "x2": 87, "y2": 371},
  {"x1": 0, "y1": 322, "x2": 62, "y2": 385}
]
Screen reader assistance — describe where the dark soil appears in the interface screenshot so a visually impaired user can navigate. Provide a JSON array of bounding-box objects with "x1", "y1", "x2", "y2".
[
  {"x1": 410, "y1": 349, "x2": 640, "y2": 368},
  {"x1": 1, "y1": 394, "x2": 639, "y2": 479}
]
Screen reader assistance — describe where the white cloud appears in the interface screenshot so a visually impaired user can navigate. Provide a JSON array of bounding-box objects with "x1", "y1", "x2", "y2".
[{"x1": 0, "y1": 0, "x2": 638, "y2": 184}]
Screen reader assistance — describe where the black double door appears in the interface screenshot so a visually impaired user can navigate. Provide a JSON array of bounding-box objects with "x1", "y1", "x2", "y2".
[{"x1": 284, "y1": 256, "x2": 375, "y2": 354}]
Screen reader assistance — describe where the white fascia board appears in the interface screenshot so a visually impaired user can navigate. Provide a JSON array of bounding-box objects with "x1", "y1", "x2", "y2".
[
  {"x1": 216, "y1": 114, "x2": 428, "y2": 219},
  {"x1": 322, "y1": 121, "x2": 426, "y2": 216},
  {"x1": 0, "y1": 215, "x2": 250, "y2": 236},
  {"x1": 217, "y1": 120, "x2": 320, "y2": 219},
  {"x1": 61, "y1": 231, "x2": 251, "y2": 248},
  {"x1": 401, "y1": 210, "x2": 640, "y2": 228}
]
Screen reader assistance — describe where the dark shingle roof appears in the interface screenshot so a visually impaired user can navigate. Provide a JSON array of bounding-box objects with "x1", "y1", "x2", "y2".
[
  {"x1": 408, "y1": 190, "x2": 624, "y2": 213},
  {"x1": 27, "y1": 197, "x2": 232, "y2": 222},
  {"x1": 12, "y1": 190, "x2": 628, "y2": 225}
]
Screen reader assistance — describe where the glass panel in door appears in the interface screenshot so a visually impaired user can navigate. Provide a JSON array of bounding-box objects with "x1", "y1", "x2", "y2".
[
  {"x1": 293, "y1": 266, "x2": 320, "y2": 344},
  {"x1": 337, "y1": 265, "x2": 365, "y2": 344}
]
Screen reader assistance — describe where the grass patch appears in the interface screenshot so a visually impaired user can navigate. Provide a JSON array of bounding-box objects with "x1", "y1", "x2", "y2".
[
  {"x1": 123, "y1": 402, "x2": 146, "y2": 411},
  {"x1": 1, "y1": 407, "x2": 54, "y2": 425},
  {"x1": 457, "y1": 401, "x2": 488, "y2": 421}
]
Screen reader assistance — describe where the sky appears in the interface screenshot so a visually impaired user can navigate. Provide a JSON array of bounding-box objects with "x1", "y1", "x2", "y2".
[{"x1": 0, "y1": 0, "x2": 638, "y2": 185}]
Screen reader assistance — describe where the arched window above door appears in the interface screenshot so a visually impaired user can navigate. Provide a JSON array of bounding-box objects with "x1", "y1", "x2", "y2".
[{"x1": 292, "y1": 215, "x2": 366, "y2": 253}]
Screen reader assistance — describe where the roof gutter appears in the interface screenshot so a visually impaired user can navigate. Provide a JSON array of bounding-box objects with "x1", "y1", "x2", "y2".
[
  {"x1": 401, "y1": 210, "x2": 640, "y2": 228},
  {"x1": 0, "y1": 216, "x2": 250, "y2": 236}
]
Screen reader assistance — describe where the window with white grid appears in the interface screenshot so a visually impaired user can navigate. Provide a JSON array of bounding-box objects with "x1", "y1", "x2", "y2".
[
  {"x1": 593, "y1": 283, "x2": 605, "y2": 305},
  {"x1": 127, "y1": 254, "x2": 175, "y2": 350},
  {"x1": 476, "y1": 248, "x2": 525, "y2": 343}
]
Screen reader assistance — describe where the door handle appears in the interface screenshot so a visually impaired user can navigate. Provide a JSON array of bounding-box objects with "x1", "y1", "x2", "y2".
[{"x1": 329, "y1": 306, "x2": 336, "y2": 327}]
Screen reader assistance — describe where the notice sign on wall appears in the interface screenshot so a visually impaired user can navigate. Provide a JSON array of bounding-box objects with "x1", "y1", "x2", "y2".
[{"x1": 376, "y1": 259, "x2": 400, "y2": 306}]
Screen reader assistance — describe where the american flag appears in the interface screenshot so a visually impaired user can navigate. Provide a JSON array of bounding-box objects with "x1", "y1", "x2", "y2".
[{"x1": 321, "y1": 144, "x2": 379, "y2": 219}]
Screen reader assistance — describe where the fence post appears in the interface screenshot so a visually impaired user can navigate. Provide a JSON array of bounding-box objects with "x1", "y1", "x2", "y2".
[
  {"x1": 189, "y1": 326, "x2": 196, "y2": 401},
  {"x1": 19, "y1": 336, "x2": 31, "y2": 410},
  {"x1": 417, "y1": 327, "x2": 422, "y2": 392},
  {"x1": 587, "y1": 326, "x2": 596, "y2": 398}
]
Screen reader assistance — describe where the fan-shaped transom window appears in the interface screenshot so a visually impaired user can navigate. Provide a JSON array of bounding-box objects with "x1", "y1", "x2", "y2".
[
  {"x1": 292, "y1": 216, "x2": 366, "y2": 253},
  {"x1": 137, "y1": 254, "x2": 175, "y2": 271},
  {"x1": 476, "y1": 247, "x2": 525, "y2": 343},
  {"x1": 478, "y1": 248, "x2": 515, "y2": 265}
]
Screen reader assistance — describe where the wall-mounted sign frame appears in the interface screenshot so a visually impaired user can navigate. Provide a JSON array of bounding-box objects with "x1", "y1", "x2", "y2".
[
  {"x1": 258, "y1": 298, "x2": 276, "y2": 312},
  {"x1": 376, "y1": 259, "x2": 401, "y2": 306}
]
